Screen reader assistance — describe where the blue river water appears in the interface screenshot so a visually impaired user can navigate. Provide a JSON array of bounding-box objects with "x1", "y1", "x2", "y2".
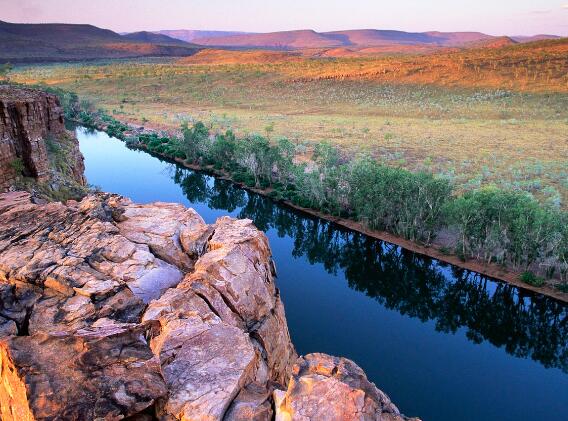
[{"x1": 75, "y1": 126, "x2": 568, "y2": 421}]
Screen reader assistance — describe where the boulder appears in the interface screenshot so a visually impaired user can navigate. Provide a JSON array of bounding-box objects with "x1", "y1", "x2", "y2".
[
  {"x1": 274, "y1": 353, "x2": 421, "y2": 421},
  {"x1": 143, "y1": 216, "x2": 297, "y2": 420}
]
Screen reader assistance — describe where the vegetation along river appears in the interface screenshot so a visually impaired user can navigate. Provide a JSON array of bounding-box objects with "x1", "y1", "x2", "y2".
[{"x1": 75, "y1": 125, "x2": 568, "y2": 421}]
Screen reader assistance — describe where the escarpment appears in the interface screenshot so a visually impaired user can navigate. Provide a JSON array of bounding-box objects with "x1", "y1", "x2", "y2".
[
  {"x1": 0, "y1": 191, "x2": 417, "y2": 420},
  {"x1": 0, "y1": 85, "x2": 85, "y2": 194}
]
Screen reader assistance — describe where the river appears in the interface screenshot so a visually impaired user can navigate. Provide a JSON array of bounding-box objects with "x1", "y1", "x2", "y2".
[{"x1": 75, "y1": 125, "x2": 568, "y2": 421}]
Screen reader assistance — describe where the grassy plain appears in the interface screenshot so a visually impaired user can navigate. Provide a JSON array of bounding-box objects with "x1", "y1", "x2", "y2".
[{"x1": 9, "y1": 40, "x2": 568, "y2": 206}]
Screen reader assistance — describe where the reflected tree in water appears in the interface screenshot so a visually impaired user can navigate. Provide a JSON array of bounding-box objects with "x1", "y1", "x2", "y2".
[{"x1": 172, "y1": 167, "x2": 568, "y2": 373}]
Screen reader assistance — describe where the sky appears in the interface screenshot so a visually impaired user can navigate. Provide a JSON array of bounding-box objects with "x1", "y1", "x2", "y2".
[{"x1": 1, "y1": 0, "x2": 567, "y2": 36}]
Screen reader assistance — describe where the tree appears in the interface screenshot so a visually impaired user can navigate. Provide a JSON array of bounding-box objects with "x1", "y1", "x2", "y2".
[
  {"x1": 445, "y1": 186, "x2": 566, "y2": 271},
  {"x1": 210, "y1": 130, "x2": 236, "y2": 168},
  {"x1": 181, "y1": 121, "x2": 209, "y2": 163},
  {"x1": 235, "y1": 135, "x2": 272, "y2": 187},
  {"x1": 272, "y1": 137, "x2": 296, "y2": 189}
]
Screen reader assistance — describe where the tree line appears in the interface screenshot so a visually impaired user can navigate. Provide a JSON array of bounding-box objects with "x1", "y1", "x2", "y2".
[
  {"x1": 133, "y1": 121, "x2": 568, "y2": 285},
  {"x1": 51, "y1": 87, "x2": 568, "y2": 286}
]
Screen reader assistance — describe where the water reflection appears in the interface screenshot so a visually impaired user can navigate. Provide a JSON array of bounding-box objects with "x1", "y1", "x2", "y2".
[{"x1": 172, "y1": 165, "x2": 568, "y2": 373}]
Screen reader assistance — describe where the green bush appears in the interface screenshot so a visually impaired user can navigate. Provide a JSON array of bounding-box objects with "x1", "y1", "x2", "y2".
[
  {"x1": 79, "y1": 111, "x2": 94, "y2": 126},
  {"x1": 9, "y1": 158, "x2": 25, "y2": 174},
  {"x1": 520, "y1": 271, "x2": 545, "y2": 287},
  {"x1": 556, "y1": 283, "x2": 568, "y2": 293},
  {"x1": 445, "y1": 186, "x2": 566, "y2": 270},
  {"x1": 348, "y1": 157, "x2": 452, "y2": 242},
  {"x1": 181, "y1": 121, "x2": 209, "y2": 163}
]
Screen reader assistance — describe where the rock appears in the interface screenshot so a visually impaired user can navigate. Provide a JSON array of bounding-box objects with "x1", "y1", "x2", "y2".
[
  {"x1": 151, "y1": 310, "x2": 258, "y2": 420},
  {"x1": 224, "y1": 383, "x2": 274, "y2": 421},
  {"x1": 0, "y1": 191, "x2": 417, "y2": 420},
  {"x1": 0, "y1": 323, "x2": 167, "y2": 421},
  {"x1": 274, "y1": 353, "x2": 420, "y2": 421},
  {"x1": 181, "y1": 216, "x2": 297, "y2": 385},
  {"x1": 0, "y1": 316, "x2": 17, "y2": 336},
  {"x1": 0, "y1": 86, "x2": 85, "y2": 191},
  {"x1": 143, "y1": 216, "x2": 297, "y2": 420},
  {"x1": 117, "y1": 199, "x2": 208, "y2": 270}
]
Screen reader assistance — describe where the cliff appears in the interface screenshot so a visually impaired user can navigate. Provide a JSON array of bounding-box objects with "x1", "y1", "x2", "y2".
[
  {"x1": 0, "y1": 191, "x2": 418, "y2": 421},
  {"x1": 0, "y1": 85, "x2": 85, "y2": 194}
]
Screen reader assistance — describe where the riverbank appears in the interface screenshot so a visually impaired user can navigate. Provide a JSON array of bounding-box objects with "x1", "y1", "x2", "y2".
[
  {"x1": 69, "y1": 109, "x2": 567, "y2": 303},
  {"x1": 177, "y1": 154, "x2": 568, "y2": 303},
  {"x1": 103, "y1": 132, "x2": 568, "y2": 304}
]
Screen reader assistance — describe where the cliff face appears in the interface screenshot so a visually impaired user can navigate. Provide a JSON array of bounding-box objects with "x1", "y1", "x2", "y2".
[
  {"x1": 0, "y1": 85, "x2": 85, "y2": 191},
  {"x1": 0, "y1": 192, "x2": 417, "y2": 421}
]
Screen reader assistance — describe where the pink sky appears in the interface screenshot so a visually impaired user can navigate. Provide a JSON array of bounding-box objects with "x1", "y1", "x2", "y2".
[{"x1": 1, "y1": 0, "x2": 567, "y2": 36}]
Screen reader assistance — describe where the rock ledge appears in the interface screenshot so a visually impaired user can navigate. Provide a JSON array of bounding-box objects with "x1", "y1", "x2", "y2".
[{"x1": 0, "y1": 192, "x2": 417, "y2": 420}]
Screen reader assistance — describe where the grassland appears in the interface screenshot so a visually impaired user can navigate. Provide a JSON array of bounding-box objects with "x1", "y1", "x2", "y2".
[{"x1": 8, "y1": 39, "x2": 568, "y2": 207}]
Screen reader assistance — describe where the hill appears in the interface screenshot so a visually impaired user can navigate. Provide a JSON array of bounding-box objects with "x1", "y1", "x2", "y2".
[
  {"x1": 463, "y1": 36, "x2": 518, "y2": 49},
  {"x1": 193, "y1": 29, "x2": 343, "y2": 49},
  {"x1": 324, "y1": 30, "x2": 494, "y2": 47},
  {"x1": 192, "y1": 29, "x2": 504, "y2": 49},
  {"x1": 511, "y1": 34, "x2": 562, "y2": 43},
  {"x1": 285, "y1": 38, "x2": 568, "y2": 92},
  {"x1": 154, "y1": 30, "x2": 251, "y2": 42},
  {"x1": 121, "y1": 31, "x2": 191, "y2": 45},
  {"x1": 176, "y1": 49, "x2": 302, "y2": 65},
  {"x1": 0, "y1": 21, "x2": 200, "y2": 63}
]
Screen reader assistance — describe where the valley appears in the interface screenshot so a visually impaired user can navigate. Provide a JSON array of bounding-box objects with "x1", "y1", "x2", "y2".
[
  {"x1": 10, "y1": 38, "x2": 568, "y2": 206},
  {"x1": 1, "y1": 9, "x2": 568, "y2": 420}
]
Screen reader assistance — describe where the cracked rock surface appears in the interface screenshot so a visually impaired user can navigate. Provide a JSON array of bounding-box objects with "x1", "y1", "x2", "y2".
[
  {"x1": 0, "y1": 191, "x2": 417, "y2": 421},
  {"x1": 274, "y1": 353, "x2": 418, "y2": 421}
]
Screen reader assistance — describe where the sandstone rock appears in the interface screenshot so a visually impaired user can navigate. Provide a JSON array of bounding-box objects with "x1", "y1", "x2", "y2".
[
  {"x1": 181, "y1": 216, "x2": 297, "y2": 385},
  {"x1": 223, "y1": 383, "x2": 273, "y2": 421},
  {"x1": 143, "y1": 216, "x2": 297, "y2": 420},
  {"x1": 0, "y1": 192, "x2": 297, "y2": 420},
  {"x1": 117, "y1": 199, "x2": 208, "y2": 270},
  {"x1": 0, "y1": 193, "x2": 194, "y2": 419},
  {"x1": 274, "y1": 353, "x2": 419, "y2": 421},
  {"x1": 0, "y1": 192, "x2": 416, "y2": 421},
  {"x1": 0, "y1": 86, "x2": 85, "y2": 191},
  {"x1": 0, "y1": 323, "x2": 166, "y2": 421}
]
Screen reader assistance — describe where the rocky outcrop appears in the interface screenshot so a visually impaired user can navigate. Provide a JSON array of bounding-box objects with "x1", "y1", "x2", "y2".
[
  {"x1": 0, "y1": 191, "x2": 417, "y2": 420},
  {"x1": 0, "y1": 85, "x2": 85, "y2": 191},
  {"x1": 274, "y1": 354, "x2": 416, "y2": 421}
]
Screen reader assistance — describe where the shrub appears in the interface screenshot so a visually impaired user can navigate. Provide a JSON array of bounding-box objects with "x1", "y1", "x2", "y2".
[
  {"x1": 181, "y1": 121, "x2": 209, "y2": 163},
  {"x1": 79, "y1": 111, "x2": 94, "y2": 127},
  {"x1": 556, "y1": 283, "x2": 568, "y2": 293},
  {"x1": 125, "y1": 136, "x2": 140, "y2": 147},
  {"x1": 445, "y1": 186, "x2": 566, "y2": 270},
  {"x1": 520, "y1": 271, "x2": 545, "y2": 287},
  {"x1": 9, "y1": 158, "x2": 25, "y2": 174},
  {"x1": 348, "y1": 157, "x2": 452, "y2": 242}
]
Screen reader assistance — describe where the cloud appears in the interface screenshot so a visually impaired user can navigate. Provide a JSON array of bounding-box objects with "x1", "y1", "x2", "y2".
[{"x1": 563, "y1": 4, "x2": 568, "y2": 9}]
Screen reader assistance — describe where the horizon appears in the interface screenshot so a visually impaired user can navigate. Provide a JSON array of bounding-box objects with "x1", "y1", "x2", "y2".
[
  {"x1": 0, "y1": 20, "x2": 565, "y2": 39},
  {"x1": 1, "y1": 0, "x2": 568, "y2": 37}
]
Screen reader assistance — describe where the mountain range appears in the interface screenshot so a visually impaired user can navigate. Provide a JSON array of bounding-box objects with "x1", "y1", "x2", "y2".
[
  {"x1": 152, "y1": 30, "x2": 250, "y2": 43},
  {"x1": 0, "y1": 21, "x2": 199, "y2": 62},
  {"x1": 178, "y1": 29, "x2": 561, "y2": 49},
  {"x1": 0, "y1": 20, "x2": 563, "y2": 63}
]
